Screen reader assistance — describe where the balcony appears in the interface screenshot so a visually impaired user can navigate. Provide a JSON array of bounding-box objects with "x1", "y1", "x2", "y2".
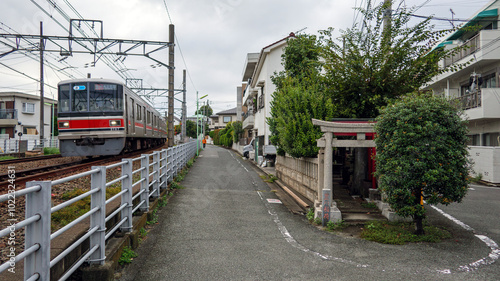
[
  {"x1": 454, "y1": 88, "x2": 500, "y2": 120},
  {"x1": 443, "y1": 29, "x2": 500, "y2": 68},
  {"x1": 0, "y1": 109, "x2": 18, "y2": 126},
  {"x1": 242, "y1": 112, "x2": 254, "y2": 129}
]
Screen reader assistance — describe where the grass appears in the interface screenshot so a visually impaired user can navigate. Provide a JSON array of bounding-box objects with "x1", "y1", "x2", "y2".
[
  {"x1": 361, "y1": 220, "x2": 452, "y2": 245},
  {"x1": 260, "y1": 174, "x2": 278, "y2": 183},
  {"x1": 327, "y1": 220, "x2": 346, "y2": 231},
  {"x1": 361, "y1": 202, "x2": 378, "y2": 209},
  {"x1": 43, "y1": 147, "x2": 60, "y2": 155},
  {"x1": 118, "y1": 246, "x2": 138, "y2": 265},
  {"x1": 0, "y1": 156, "x2": 17, "y2": 161},
  {"x1": 51, "y1": 186, "x2": 121, "y2": 231}
]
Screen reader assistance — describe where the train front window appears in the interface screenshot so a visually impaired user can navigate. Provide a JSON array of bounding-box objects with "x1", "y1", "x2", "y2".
[
  {"x1": 72, "y1": 85, "x2": 88, "y2": 112},
  {"x1": 89, "y1": 83, "x2": 123, "y2": 112},
  {"x1": 59, "y1": 84, "x2": 70, "y2": 112}
]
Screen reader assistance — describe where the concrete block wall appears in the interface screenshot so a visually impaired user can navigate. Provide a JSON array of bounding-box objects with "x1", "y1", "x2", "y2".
[
  {"x1": 275, "y1": 155, "x2": 318, "y2": 203},
  {"x1": 469, "y1": 146, "x2": 500, "y2": 183}
]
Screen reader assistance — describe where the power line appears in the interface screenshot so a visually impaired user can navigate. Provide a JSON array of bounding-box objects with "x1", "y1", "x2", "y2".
[{"x1": 161, "y1": 0, "x2": 198, "y2": 92}]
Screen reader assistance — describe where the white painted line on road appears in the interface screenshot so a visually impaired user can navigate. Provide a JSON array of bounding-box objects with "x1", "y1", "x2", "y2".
[
  {"x1": 257, "y1": 193, "x2": 369, "y2": 267},
  {"x1": 429, "y1": 205, "x2": 474, "y2": 232},
  {"x1": 228, "y1": 150, "x2": 249, "y2": 172},
  {"x1": 430, "y1": 205, "x2": 500, "y2": 273}
]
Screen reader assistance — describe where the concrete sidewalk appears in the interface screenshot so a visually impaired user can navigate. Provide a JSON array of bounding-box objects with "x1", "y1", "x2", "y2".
[{"x1": 118, "y1": 145, "x2": 497, "y2": 280}]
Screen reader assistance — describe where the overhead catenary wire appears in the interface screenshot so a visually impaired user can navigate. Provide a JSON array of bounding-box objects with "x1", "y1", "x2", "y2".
[{"x1": 162, "y1": 0, "x2": 198, "y2": 92}]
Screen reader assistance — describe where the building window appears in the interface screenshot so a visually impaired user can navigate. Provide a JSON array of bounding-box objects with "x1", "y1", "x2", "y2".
[
  {"x1": 258, "y1": 94, "x2": 264, "y2": 109},
  {"x1": 223, "y1": 116, "x2": 231, "y2": 123},
  {"x1": 136, "y1": 104, "x2": 142, "y2": 120},
  {"x1": 482, "y1": 133, "x2": 500, "y2": 146},
  {"x1": 483, "y1": 73, "x2": 497, "y2": 88},
  {"x1": 22, "y1": 102, "x2": 35, "y2": 114},
  {"x1": 460, "y1": 84, "x2": 469, "y2": 96}
]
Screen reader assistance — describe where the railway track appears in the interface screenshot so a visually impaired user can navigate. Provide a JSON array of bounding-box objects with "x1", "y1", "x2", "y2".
[
  {"x1": 0, "y1": 154, "x2": 62, "y2": 164},
  {"x1": 0, "y1": 145, "x2": 167, "y2": 192}
]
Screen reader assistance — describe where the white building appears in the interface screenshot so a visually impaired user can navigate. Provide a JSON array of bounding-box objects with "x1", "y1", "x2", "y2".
[
  {"x1": 209, "y1": 108, "x2": 238, "y2": 131},
  {"x1": 424, "y1": 1, "x2": 500, "y2": 183},
  {"x1": 0, "y1": 92, "x2": 57, "y2": 140},
  {"x1": 241, "y1": 33, "x2": 294, "y2": 153}
]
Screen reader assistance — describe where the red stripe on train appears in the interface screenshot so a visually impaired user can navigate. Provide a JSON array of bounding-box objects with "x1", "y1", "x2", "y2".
[{"x1": 59, "y1": 119, "x2": 124, "y2": 129}]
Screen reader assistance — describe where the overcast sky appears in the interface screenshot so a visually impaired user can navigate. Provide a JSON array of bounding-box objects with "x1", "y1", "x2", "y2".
[{"x1": 0, "y1": 0, "x2": 493, "y2": 116}]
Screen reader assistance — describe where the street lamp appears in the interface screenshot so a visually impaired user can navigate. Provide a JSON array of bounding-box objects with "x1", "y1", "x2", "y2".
[{"x1": 196, "y1": 92, "x2": 208, "y2": 156}]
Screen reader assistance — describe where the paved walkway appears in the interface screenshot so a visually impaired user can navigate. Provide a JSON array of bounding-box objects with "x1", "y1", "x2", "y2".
[{"x1": 118, "y1": 145, "x2": 497, "y2": 280}]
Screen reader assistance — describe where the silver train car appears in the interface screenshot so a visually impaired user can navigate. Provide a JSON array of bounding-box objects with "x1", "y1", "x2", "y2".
[{"x1": 57, "y1": 78, "x2": 167, "y2": 157}]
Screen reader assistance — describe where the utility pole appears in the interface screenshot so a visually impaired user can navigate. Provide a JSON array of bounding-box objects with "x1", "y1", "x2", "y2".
[
  {"x1": 39, "y1": 21, "x2": 45, "y2": 145},
  {"x1": 181, "y1": 69, "x2": 186, "y2": 142},
  {"x1": 382, "y1": 0, "x2": 392, "y2": 49},
  {"x1": 168, "y1": 24, "x2": 175, "y2": 147}
]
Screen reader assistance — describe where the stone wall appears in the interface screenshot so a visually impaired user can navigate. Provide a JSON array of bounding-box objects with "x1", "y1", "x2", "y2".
[{"x1": 275, "y1": 155, "x2": 319, "y2": 203}]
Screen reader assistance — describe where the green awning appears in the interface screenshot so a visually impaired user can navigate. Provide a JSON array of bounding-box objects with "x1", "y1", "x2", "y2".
[
  {"x1": 446, "y1": 8, "x2": 498, "y2": 41},
  {"x1": 436, "y1": 41, "x2": 453, "y2": 48}
]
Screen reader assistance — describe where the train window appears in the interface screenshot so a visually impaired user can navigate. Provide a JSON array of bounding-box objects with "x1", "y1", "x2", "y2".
[
  {"x1": 71, "y1": 86, "x2": 88, "y2": 112},
  {"x1": 147, "y1": 111, "x2": 151, "y2": 124},
  {"x1": 136, "y1": 104, "x2": 142, "y2": 120},
  {"x1": 89, "y1": 83, "x2": 123, "y2": 112},
  {"x1": 59, "y1": 84, "x2": 70, "y2": 112}
]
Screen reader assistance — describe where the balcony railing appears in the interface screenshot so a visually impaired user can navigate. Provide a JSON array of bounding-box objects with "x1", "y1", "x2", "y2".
[
  {"x1": 0, "y1": 109, "x2": 17, "y2": 119},
  {"x1": 444, "y1": 33, "x2": 480, "y2": 67},
  {"x1": 455, "y1": 91, "x2": 481, "y2": 110}
]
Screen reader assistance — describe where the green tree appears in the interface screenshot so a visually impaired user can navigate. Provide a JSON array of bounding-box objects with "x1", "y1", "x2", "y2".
[
  {"x1": 195, "y1": 104, "x2": 213, "y2": 117},
  {"x1": 268, "y1": 3, "x2": 468, "y2": 158},
  {"x1": 320, "y1": 3, "x2": 468, "y2": 118},
  {"x1": 269, "y1": 34, "x2": 332, "y2": 158},
  {"x1": 174, "y1": 120, "x2": 197, "y2": 138},
  {"x1": 374, "y1": 93, "x2": 470, "y2": 235},
  {"x1": 231, "y1": 121, "x2": 243, "y2": 143},
  {"x1": 269, "y1": 75, "x2": 333, "y2": 158}
]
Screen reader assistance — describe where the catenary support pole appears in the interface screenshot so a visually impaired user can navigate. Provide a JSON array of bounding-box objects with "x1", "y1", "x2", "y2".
[{"x1": 168, "y1": 24, "x2": 175, "y2": 147}]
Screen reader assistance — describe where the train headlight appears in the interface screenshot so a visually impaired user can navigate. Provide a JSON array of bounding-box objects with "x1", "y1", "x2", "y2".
[
  {"x1": 59, "y1": 122, "x2": 69, "y2": 128},
  {"x1": 109, "y1": 120, "x2": 121, "y2": 127}
]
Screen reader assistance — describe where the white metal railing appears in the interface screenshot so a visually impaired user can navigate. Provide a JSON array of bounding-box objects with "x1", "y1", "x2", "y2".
[
  {"x1": 0, "y1": 141, "x2": 197, "y2": 281},
  {"x1": 0, "y1": 138, "x2": 59, "y2": 154}
]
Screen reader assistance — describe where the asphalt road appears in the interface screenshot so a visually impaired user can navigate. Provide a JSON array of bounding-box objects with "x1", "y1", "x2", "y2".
[{"x1": 118, "y1": 145, "x2": 499, "y2": 280}]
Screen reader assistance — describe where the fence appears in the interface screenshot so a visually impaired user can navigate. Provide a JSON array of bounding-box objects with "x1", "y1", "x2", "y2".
[
  {"x1": 0, "y1": 141, "x2": 197, "y2": 281},
  {"x1": 0, "y1": 138, "x2": 59, "y2": 154}
]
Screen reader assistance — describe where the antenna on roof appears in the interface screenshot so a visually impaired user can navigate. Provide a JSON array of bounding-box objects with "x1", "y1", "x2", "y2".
[{"x1": 294, "y1": 27, "x2": 307, "y2": 34}]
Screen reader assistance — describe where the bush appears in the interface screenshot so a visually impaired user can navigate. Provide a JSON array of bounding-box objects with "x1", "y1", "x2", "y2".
[
  {"x1": 375, "y1": 93, "x2": 470, "y2": 234},
  {"x1": 44, "y1": 147, "x2": 60, "y2": 155}
]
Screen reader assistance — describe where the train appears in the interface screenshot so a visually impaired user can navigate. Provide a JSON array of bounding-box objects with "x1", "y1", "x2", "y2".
[{"x1": 57, "y1": 78, "x2": 167, "y2": 157}]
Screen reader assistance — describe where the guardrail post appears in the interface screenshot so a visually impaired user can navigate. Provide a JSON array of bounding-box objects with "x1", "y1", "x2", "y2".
[
  {"x1": 25, "y1": 181, "x2": 51, "y2": 281},
  {"x1": 140, "y1": 154, "x2": 150, "y2": 212},
  {"x1": 121, "y1": 159, "x2": 133, "y2": 232},
  {"x1": 160, "y1": 149, "x2": 167, "y2": 189},
  {"x1": 166, "y1": 148, "x2": 173, "y2": 183},
  {"x1": 153, "y1": 151, "x2": 160, "y2": 198},
  {"x1": 88, "y1": 166, "x2": 106, "y2": 264},
  {"x1": 172, "y1": 147, "x2": 177, "y2": 179}
]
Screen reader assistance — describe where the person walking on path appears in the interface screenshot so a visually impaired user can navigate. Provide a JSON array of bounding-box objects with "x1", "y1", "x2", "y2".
[{"x1": 202, "y1": 137, "x2": 207, "y2": 148}]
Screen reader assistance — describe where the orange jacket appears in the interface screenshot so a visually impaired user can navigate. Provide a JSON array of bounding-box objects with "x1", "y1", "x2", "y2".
[{"x1": 202, "y1": 138, "x2": 207, "y2": 144}]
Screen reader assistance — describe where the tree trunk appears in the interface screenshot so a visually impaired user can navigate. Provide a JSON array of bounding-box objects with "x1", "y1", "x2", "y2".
[
  {"x1": 414, "y1": 187, "x2": 425, "y2": 235},
  {"x1": 414, "y1": 214, "x2": 424, "y2": 235}
]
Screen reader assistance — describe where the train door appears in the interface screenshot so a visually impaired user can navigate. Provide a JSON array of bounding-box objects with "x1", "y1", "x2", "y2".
[
  {"x1": 143, "y1": 107, "x2": 146, "y2": 136},
  {"x1": 124, "y1": 96, "x2": 129, "y2": 135},
  {"x1": 131, "y1": 99, "x2": 135, "y2": 134}
]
